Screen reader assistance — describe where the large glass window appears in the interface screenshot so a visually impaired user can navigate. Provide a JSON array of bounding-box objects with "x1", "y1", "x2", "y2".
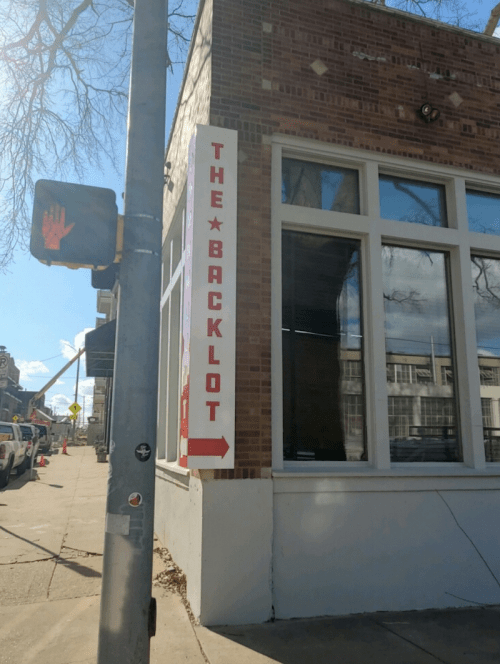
[
  {"x1": 278, "y1": 147, "x2": 500, "y2": 471},
  {"x1": 471, "y1": 255, "x2": 500, "y2": 462},
  {"x1": 379, "y1": 175, "x2": 447, "y2": 226},
  {"x1": 382, "y1": 246, "x2": 460, "y2": 462},
  {"x1": 282, "y1": 230, "x2": 366, "y2": 461},
  {"x1": 467, "y1": 190, "x2": 500, "y2": 236},
  {"x1": 282, "y1": 158, "x2": 359, "y2": 213}
]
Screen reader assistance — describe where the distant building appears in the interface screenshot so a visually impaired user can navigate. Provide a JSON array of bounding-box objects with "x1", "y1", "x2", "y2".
[{"x1": 0, "y1": 346, "x2": 22, "y2": 421}]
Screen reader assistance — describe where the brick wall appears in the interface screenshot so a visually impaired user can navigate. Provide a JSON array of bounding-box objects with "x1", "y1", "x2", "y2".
[{"x1": 171, "y1": 0, "x2": 500, "y2": 478}]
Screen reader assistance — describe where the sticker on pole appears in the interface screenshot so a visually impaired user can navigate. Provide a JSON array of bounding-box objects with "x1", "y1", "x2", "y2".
[
  {"x1": 128, "y1": 493, "x2": 142, "y2": 507},
  {"x1": 135, "y1": 443, "x2": 152, "y2": 462}
]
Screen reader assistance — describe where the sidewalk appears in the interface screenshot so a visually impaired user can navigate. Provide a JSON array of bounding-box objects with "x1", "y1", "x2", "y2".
[{"x1": 0, "y1": 446, "x2": 498, "y2": 664}]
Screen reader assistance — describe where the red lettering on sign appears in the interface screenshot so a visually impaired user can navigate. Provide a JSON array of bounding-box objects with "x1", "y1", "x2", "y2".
[
  {"x1": 206, "y1": 401, "x2": 220, "y2": 421},
  {"x1": 211, "y1": 191, "x2": 223, "y2": 208},
  {"x1": 207, "y1": 318, "x2": 222, "y2": 337},
  {"x1": 208, "y1": 291, "x2": 222, "y2": 310},
  {"x1": 212, "y1": 142, "x2": 224, "y2": 159},
  {"x1": 208, "y1": 265, "x2": 222, "y2": 284},
  {"x1": 209, "y1": 240, "x2": 223, "y2": 258},
  {"x1": 206, "y1": 373, "x2": 221, "y2": 393},
  {"x1": 208, "y1": 345, "x2": 220, "y2": 365},
  {"x1": 210, "y1": 166, "x2": 224, "y2": 184}
]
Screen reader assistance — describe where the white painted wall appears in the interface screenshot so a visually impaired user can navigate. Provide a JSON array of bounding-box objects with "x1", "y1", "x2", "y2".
[
  {"x1": 155, "y1": 469, "x2": 273, "y2": 625},
  {"x1": 273, "y1": 487, "x2": 500, "y2": 619}
]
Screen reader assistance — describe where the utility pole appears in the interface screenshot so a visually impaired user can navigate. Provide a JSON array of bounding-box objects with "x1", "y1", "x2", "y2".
[
  {"x1": 72, "y1": 350, "x2": 80, "y2": 444},
  {"x1": 97, "y1": 0, "x2": 167, "y2": 661}
]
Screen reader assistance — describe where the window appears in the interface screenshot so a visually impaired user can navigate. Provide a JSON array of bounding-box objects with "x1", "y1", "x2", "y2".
[
  {"x1": 467, "y1": 190, "x2": 500, "y2": 235},
  {"x1": 382, "y1": 246, "x2": 459, "y2": 462},
  {"x1": 388, "y1": 396, "x2": 414, "y2": 439},
  {"x1": 379, "y1": 174, "x2": 447, "y2": 227},
  {"x1": 282, "y1": 158, "x2": 360, "y2": 213},
  {"x1": 282, "y1": 230, "x2": 366, "y2": 461},
  {"x1": 158, "y1": 203, "x2": 185, "y2": 463},
  {"x1": 471, "y1": 255, "x2": 500, "y2": 462},
  {"x1": 275, "y1": 140, "x2": 500, "y2": 470},
  {"x1": 481, "y1": 398, "x2": 493, "y2": 428}
]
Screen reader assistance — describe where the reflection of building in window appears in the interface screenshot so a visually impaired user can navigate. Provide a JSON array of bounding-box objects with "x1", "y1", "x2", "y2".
[
  {"x1": 342, "y1": 360, "x2": 362, "y2": 380},
  {"x1": 481, "y1": 398, "x2": 493, "y2": 428},
  {"x1": 441, "y1": 366, "x2": 453, "y2": 385},
  {"x1": 388, "y1": 397, "x2": 414, "y2": 439},
  {"x1": 480, "y1": 366, "x2": 500, "y2": 386},
  {"x1": 420, "y1": 397, "x2": 455, "y2": 432}
]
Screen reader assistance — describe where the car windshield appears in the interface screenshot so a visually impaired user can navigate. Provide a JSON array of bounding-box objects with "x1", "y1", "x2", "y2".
[
  {"x1": 0, "y1": 424, "x2": 13, "y2": 434},
  {"x1": 20, "y1": 426, "x2": 32, "y2": 440}
]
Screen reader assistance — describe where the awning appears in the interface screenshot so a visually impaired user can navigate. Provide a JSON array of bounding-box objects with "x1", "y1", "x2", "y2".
[{"x1": 85, "y1": 319, "x2": 116, "y2": 377}]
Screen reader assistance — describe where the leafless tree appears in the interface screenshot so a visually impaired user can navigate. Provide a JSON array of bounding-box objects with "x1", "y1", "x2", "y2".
[
  {"x1": 369, "y1": 0, "x2": 484, "y2": 31},
  {"x1": 0, "y1": 0, "x2": 195, "y2": 270}
]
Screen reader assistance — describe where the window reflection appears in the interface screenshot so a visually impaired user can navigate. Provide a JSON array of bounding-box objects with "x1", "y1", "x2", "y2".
[
  {"x1": 282, "y1": 158, "x2": 360, "y2": 213},
  {"x1": 382, "y1": 246, "x2": 460, "y2": 462},
  {"x1": 471, "y1": 255, "x2": 500, "y2": 461},
  {"x1": 282, "y1": 230, "x2": 366, "y2": 461},
  {"x1": 467, "y1": 190, "x2": 500, "y2": 236},
  {"x1": 379, "y1": 175, "x2": 447, "y2": 227}
]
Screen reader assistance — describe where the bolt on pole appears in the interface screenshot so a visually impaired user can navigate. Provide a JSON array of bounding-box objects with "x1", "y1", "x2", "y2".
[{"x1": 97, "y1": 0, "x2": 168, "y2": 661}]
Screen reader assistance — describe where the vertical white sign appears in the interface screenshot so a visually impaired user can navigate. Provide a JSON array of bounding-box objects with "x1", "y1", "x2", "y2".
[{"x1": 179, "y1": 125, "x2": 237, "y2": 469}]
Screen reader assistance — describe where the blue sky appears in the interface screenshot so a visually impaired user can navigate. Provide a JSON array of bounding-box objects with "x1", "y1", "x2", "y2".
[
  {"x1": 1, "y1": 28, "x2": 190, "y2": 418},
  {"x1": 1, "y1": 0, "x2": 498, "y2": 418}
]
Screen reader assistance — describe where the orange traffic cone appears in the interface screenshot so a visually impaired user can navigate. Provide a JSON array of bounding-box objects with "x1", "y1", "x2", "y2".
[
  {"x1": 39, "y1": 455, "x2": 45, "y2": 467},
  {"x1": 62, "y1": 439, "x2": 68, "y2": 455}
]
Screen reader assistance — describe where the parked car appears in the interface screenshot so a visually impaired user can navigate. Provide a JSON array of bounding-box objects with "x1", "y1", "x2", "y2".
[
  {"x1": 33, "y1": 423, "x2": 52, "y2": 454},
  {"x1": 0, "y1": 421, "x2": 29, "y2": 488},
  {"x1": 19, "y1": 423, "x2": 39, "y2": 469}
]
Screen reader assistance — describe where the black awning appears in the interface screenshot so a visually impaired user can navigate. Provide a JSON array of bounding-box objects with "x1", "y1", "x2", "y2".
[{"x1": 85, "y1": 319, "x2": 116, "y2": 377}]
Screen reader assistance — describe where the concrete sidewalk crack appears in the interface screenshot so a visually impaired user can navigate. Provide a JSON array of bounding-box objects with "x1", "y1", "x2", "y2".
[{"x1": 370, "y1": 618, "x2": 451, "y2": 664}]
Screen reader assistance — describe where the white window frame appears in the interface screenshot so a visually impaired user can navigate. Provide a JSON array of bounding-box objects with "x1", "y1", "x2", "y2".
[{"x1": 272, "y1": 135, "x2": 500, "y2": 475}]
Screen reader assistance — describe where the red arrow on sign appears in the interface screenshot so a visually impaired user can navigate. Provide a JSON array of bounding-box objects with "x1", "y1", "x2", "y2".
[{"x1": 188, "y1": 437, "x2": 229, "y2": 458}]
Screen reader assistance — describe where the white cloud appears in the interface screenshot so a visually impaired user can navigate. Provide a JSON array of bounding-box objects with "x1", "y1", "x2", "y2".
[
  {"x1": 17, "y1": 360, "x2": 50, "y2": 382},
  {"x1": 47, "y1": 393, "x2": 72, "y2": 412},
  {"x1": 60, "y1": 328, "x2": 94, "y2": 360},
  {"x1": 55, "y1": 379, "x2": 65, "y2": 385}
]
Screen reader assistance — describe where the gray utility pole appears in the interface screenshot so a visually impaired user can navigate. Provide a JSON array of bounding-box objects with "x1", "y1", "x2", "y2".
[
  {"x1": 71, "y1": 351, "x2": 80, "y2": 444},
  {"x1": 97, "y1": 0, "x2": 167, "y2": 661}
]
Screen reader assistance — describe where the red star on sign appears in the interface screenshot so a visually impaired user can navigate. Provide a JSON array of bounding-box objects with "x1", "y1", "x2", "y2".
[{"x1": 208, "y1": 217, "x2": 222, "y2": 231}]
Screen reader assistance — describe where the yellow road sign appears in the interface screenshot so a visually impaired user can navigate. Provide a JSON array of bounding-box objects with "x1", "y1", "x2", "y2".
[
  {"x1": 69, "y1": 413, "x2": 78, "y2": 420},
  {"x1": 69, "y1": 402, "x2": 81, "y2": 415},
  {"x1": 12, "y1": 415, "x2": 18, "y2": 421}
]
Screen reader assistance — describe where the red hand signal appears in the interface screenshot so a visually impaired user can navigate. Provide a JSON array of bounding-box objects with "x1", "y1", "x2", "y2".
[{"x1": 42, "y1": 204, "x2": 74, "y2": 250}]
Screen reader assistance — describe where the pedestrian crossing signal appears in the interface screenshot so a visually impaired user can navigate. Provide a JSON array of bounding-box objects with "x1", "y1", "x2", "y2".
[{"x1": 30, "y1": 179, "x2": 118, "y2": 269}]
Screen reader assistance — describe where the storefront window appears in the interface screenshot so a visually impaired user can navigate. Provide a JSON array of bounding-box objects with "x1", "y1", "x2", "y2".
[
  {"x1": 379, "y1": 175, "x2": 447, "y2": 226},
  {"x1": 382, "y1": 246, "x2": 460, "y2": 462},
  {"x1": 282, "y1": 158, "x2": 359, "y2": 213},
  {"x1": 471, "y1": 255, "x2": 500, "y2": 461},
  {"x1": 282, "y1": 230, "x2": 366, "y2": 461}
]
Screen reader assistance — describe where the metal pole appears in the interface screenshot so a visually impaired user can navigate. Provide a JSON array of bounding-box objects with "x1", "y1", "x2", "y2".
[
  {"x1": 72, "y1": 351, "x2": 81, "y2": 444},
  {"x1": 97, "y1": 0, "x2": 167, "y2": 660}
]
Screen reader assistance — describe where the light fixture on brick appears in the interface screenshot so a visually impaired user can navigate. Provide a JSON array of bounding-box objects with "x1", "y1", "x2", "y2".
[{"x1": 418, "y1": 102, "x2": 440, "y2": 123}]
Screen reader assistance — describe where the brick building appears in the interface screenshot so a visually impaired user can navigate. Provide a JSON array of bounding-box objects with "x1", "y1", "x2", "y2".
[{"x1": 156, "y1": 0, "x2": 500, "y2": 625}]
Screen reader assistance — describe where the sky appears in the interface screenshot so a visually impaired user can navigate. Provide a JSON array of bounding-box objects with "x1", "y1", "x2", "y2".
[
  {"x1": 1, "y1": 0, "x2": 498, "y2": 421},
  {"x1": 0, "y1": 3, "x2": 196, "y2": 421}
]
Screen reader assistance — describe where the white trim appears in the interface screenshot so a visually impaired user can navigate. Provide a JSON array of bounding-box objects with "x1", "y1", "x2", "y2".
[{"x1": 273, "y1": 135, "x2": 500, "y2": 474}]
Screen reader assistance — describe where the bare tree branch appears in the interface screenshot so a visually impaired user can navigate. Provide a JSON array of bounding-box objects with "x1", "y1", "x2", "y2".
[{"x1": 0, "y1": 0, "x2": 195, "y2": 270}]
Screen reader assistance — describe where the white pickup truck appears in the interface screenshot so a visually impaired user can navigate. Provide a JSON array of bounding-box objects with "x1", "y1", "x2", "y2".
[{"x1": 0, "y1": 421, "x2": 29, "y2": 488}]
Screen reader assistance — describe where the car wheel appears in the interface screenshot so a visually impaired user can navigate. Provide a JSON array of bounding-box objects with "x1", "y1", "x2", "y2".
[
  {"x1": 0, "y1": 458, "x2": 13, "y2": 489},
  {"x1": 16, "y1": 456, "x2": 30, "y2": 476}
]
